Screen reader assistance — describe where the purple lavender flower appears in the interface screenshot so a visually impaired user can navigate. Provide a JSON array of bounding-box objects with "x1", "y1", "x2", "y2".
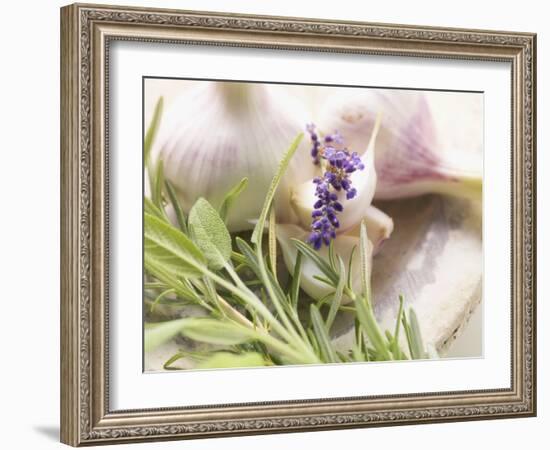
[
  {"x1": 306, "y1": 124, "x2": 366, "y2": 250},
  {"x1": 306, "y1": 123, "x2": 321, "y2": 164}
]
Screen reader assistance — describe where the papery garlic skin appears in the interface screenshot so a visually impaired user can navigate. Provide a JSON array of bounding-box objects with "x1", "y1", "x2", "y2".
[
  {"x1": 276, "y1": 224, "x2": 374, "y2": 303},
  {"x1": 317, "y1": 90, "x2": 482, "y2": 200},
  {"x1": 152, "y1": 82, "x2": 315, "y2": 231}
]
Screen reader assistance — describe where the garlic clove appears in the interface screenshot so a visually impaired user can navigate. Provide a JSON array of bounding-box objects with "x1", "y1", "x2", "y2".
[
  {"x1": 289, "y1": 116, "x2": 380, "y2": 234},
  {"x1": 345, "y1": 205, "x2": 394, "y2": 253},
  {"x1": 152, "y1": 82, "x2": 315, "y2": 232},
  {"x1": 276, "y1": 223, "x2": 374, "y2": 304},
  {"x1": 317, "y1": 89, "x2": 482, "y2": 200}
]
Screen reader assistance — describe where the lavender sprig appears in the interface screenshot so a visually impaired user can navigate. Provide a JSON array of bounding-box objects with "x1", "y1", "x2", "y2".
[{"x1": 306, "y1": 123, "x2": 365, "y2": 250}]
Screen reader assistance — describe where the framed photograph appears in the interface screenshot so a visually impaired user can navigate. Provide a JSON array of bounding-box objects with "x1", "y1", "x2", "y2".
[{"x1": 60, "y1": 3, "x2": 536, "y2": 446}]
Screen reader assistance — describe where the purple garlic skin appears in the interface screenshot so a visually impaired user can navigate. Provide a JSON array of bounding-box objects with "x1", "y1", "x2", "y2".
[{"x1": 318, "y1": 90, "x2": 482, "y2": 200}]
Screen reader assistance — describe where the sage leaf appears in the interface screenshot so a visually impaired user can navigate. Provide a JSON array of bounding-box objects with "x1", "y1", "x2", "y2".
[
  {"x1": 144, "y1": 196, "x2": 166, "y2": 220},
  {"x1": 144, "y1": 212, "x2": 205, "y2": 278},
  {"x1": 188, "y1": 198, "x2": 232, "y2": 270},
  {"x1": 144, "y1": 318, "x2": 190, "y2": 352},
  {"x1": 196, "y1": 352, "x2": 267, "y2": 369},
  {"x1": 181, "y1": 318, "x2": 254, "y2": 346}
]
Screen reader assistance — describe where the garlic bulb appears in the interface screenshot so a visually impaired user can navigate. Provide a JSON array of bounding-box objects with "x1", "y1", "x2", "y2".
[
  {"x1": 317, "y1": 90, "x2": 482, "y2": 200},
  {"x1": 152, "y1": 82, "x2": 315, "y2": 231}
]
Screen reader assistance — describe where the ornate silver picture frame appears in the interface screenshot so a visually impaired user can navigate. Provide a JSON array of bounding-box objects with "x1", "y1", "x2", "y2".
[{"x1": 61, "y1": 3, "x2": 536, "y2": 446}]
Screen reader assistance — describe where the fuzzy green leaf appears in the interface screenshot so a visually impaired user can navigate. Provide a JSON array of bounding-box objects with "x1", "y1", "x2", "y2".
[
  {"x1": 144, "y1": 318, "x2": 190, "y2": 352},
  {"x1": 144, "y1": 197, "x2": 166, "y2": 220},
  {"x1": 196, "y1": 352, "x2": 267, "y2": 369},
  {"x1": 188, "y1": 198, "x2": 232, "y2": 270},
  {"x1": 144, "y1": 212, "x2": 205, "y2": 278},
  {"x1": 180, "y1": 318, "x2": 254, "y2": 346}
]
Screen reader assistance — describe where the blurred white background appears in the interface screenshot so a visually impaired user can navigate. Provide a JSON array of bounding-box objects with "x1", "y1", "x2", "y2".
[{"x1": 0, "y1": 0, "x2": 545, "y2": 449}]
